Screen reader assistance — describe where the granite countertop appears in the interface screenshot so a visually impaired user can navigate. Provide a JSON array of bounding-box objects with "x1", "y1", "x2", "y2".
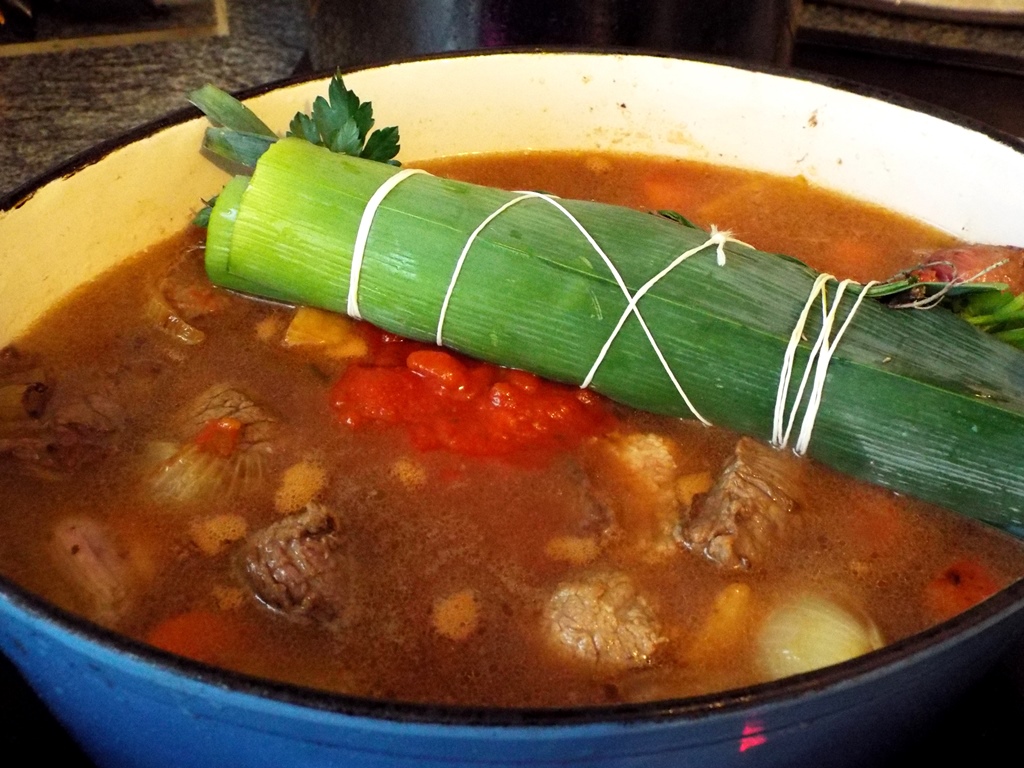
[
  {"x1": 0, "y1": 0, "x2": 309, "y2": 200},
  {"x1": 1, "y1": 0, "x2": 1023, "y2": 198}
]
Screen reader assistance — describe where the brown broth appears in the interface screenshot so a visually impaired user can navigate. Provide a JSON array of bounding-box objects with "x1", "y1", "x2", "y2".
[{"x1": 0, "y1": 151, "x2": 1021, "y2": 707}]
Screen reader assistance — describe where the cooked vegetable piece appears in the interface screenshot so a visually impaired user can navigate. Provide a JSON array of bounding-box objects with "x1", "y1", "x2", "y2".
[
  {"x1": 150, "y1": 387, "x2": 273, "y2": 504},
  {"x1": 923, "y1": 557, "x2": 1002, "y2": 622},
  {"x1": 194, "y1": 417, "x2": 243, "y2": 457},
  {"x1": 757, "y1": 593, "x2": 884, "y2": 680},
  {"x1": 330, "y1": 328, "x2": 614, "y2": 461},
  {"x1": 150, "y1": 442, "x2": 234, "y2": 505},
  {"x1": 146, "y1": 608, "x2": 244, "y2": 666},
  {"x1": 283, "y1": 307, "x2": 368, "y2": 359},
  {"x1": 145, "y1": 293, "x2": 206, "y2": 346},
  {"x1": 687, "y1": 582, "x2": 753, "y2": 664}
]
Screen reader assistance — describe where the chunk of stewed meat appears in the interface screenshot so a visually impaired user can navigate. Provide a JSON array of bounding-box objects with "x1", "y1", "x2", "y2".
[
  {"x1": 546, "y1": 571, "x2": 664, "y2": 667},
  {"x1": 241, "y1": 504, "x2": 350, "y2": 624},
  {"x1": 53, "y1": 392, "x2": 126, "y2": 434},
  {"x1": 582, "y1": 432, "x2": 684, "y2": 558},
  {"x1": 678, "y1": 438, "x2": 803, "y2": 569},
  {"x1": 0, "y1": 390, "x2": 125, "y2": 473},
  {"x1": 49, "y1": 517, "x2": 139, "y2": 627},
  {"x1": 0, "y1": 351, "x2": 161, "y2": 476}
]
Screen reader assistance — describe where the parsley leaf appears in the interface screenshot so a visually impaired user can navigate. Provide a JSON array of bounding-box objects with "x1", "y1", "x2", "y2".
[
  {"x1": 362, "y1": 125, "x2": 400, "y2": 164},
  {"x1": 287, "y1": 71, "x2": 401, "y2": 166},
  {"x1": 288, "y1": 112, "x2": 320, "y2": 145}
]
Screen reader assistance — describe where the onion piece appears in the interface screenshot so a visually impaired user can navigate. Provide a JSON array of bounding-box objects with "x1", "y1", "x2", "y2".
[
  {"x1": 757, "y1": 592, "x2": 884, "y2": 680},
  {"x1": 145, "y1": 295, "x2": 205, "y2": 346},
  {"x1": 149, "y1": 442, "x2": 266, "y2": 506}
]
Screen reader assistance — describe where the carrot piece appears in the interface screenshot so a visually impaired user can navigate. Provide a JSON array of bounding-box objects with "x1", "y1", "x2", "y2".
[
  {"x1": 193, "y1": 417, "x2": 243, "y2": 458},
  {"x1": 145, "y1": 609, "x2": 240, "y2": 666},
  {"x1": 923, "y1": 557, "x2": 1002, "y2": 623}
]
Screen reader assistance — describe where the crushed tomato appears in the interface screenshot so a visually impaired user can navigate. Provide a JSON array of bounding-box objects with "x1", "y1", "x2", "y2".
[{"x1": 329, "y1": 326, "x2": 616, "y2": 463}]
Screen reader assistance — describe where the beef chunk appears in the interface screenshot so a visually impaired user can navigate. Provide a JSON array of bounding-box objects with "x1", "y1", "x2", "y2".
[
  {"x1": 50, "y1": 516, "x2": 139, "y2": 627},
  {"x1": 0, "y1": 355, "x2": 139, "y2": 475},
  {"x1": 678, "y1": 438, "x2": 803, "y2": 570},
  {"x1": 0, "y1": 392, "x2": 125, "y2": 473},
  {"x1": 241, "y1": 504, "x2": 350, "y2": 624},
  {"x1": 160, "y1": 278, "x2": 231, "y2": 323},
  {"x1": 545, "y1": 571, "x2": 664, "y2": 667},
  {"x1": 53, "y1": 393, "x2": 126, "y2": 434}
]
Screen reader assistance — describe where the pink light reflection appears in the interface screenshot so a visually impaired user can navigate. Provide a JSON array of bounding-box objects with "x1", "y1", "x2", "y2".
[{"x1": 739, "y1": 720, "x2": 768, "y2": 752}]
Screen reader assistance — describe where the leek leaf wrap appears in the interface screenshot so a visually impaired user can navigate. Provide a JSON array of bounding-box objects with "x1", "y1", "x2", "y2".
[{"x1": 205, "y1": 137, "x2": 1024, "y2": 532}]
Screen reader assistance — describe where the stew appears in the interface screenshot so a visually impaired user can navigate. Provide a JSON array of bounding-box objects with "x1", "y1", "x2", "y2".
[{"x1": 0, "y1": 151, "x2": 1021, "y2": 707}]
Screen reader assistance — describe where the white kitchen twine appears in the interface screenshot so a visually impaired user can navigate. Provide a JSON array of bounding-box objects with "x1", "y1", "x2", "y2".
[
  {"x1": 772, "y1": 275, "x2": 879, "y2": 455},
  {"x1": 433, "y1": 190, "x2": 746, "y2": 426},
  {"x1": 348, "y1": 167, "x2": 428, "y2": 319},
  {"x1": 350, "y1": 170, "x2": 875, "y2": 450}
]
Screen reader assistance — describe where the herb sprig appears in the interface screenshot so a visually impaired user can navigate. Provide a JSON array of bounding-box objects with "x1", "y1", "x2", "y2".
[
  {"x1": 188, "y1": 71, "x2": 401, "y2": 225},
  {"x1": 286, "y1": 76, "x2": 400, "y2": 165}
]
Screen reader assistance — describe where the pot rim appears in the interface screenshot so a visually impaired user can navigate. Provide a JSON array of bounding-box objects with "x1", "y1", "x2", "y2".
[
  {"x1": 2, "y1": 47, "x2": 1024, "y2": 729},
  {"x1": 4, "y1": 46, "x2": 1024, "y2": 213}
]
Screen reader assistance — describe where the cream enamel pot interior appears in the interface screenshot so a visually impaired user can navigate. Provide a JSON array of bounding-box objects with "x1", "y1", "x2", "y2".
[{"x1": 2, "y1": 52, "x2": 1024, "y2": 768}]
